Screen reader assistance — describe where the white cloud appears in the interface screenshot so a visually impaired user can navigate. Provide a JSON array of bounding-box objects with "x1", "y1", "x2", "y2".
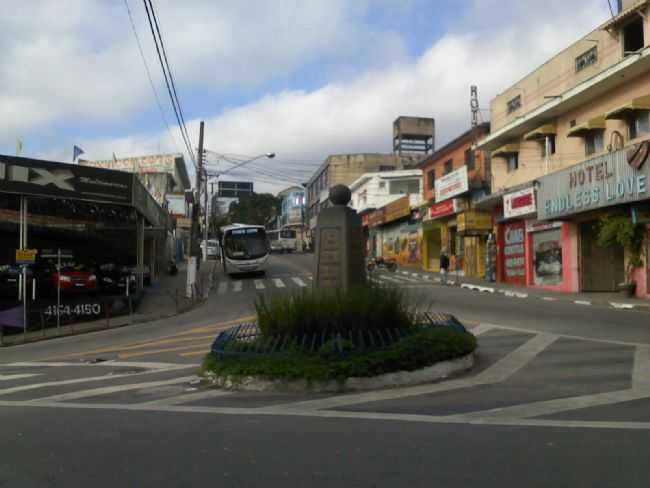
[{"x1": 7, "y1": 0, "x2": 611, "y2": 194}]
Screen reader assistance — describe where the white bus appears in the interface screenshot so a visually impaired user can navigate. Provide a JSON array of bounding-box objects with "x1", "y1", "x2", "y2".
[
  {"x1": 266, "y1": 227, "x2": 297, "y2": 253},
  {"x1": 220, "y1": 224, "x2": 270, "y2": 275}
]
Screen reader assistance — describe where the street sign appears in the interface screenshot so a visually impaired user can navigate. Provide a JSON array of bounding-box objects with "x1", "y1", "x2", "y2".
[{"x1": 15, "y1": 249, "x2": 37, "y2": 264}]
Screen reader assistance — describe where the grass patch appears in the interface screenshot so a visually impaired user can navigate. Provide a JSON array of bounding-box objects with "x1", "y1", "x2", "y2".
[
  {"x1": 202, "y1": 327, "x2": 477, "y2": 383},
  {"x1": 254, "y1": 284, "x2": 417, "y2": 337}
]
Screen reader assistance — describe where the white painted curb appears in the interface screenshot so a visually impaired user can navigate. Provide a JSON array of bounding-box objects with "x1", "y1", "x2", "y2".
[{"x1": 205, "y1": 353, "x2": 474, "y2": 393}]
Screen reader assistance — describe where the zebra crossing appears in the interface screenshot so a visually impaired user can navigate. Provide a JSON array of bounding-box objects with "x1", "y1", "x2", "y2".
[{"x1": 216, "y1": 275, "x2": 310, "y2": 294}]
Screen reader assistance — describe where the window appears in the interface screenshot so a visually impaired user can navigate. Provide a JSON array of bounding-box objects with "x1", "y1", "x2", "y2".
[
  {"x1": 378, "y1": 181, "x2": 386, "y2": 189},
  {"x1": 507, "y1": 153, "x2": 519, "y2": 172},
  {"x1": 507, "y1": 95, "x2": 522, "y2": 115},
  {"x1": 623, "y1": 17, "x2": 644, "y2": 56},
  {"x1": 427, "y1": 169, "x2": 435, "y2": 190},
  {"x1": 464, "y1": 148, "x2": 475, "y2": 171},
  {"x1": 541, "y1": 135, "x2": 556, "y2": 157},
  {"x1": 575, "y1": 46, "x2": 598, "y2": 72},
  {"x1": 585, "y1": 131, "x2": 604, "y2": 155},
  {"x1": 629, "y1": 110, "x2": 650, "y2": 139},
  {"x1": 444, "y1": 159, "x2": 453, "y2": 175},
  {"x1": 379, "y1": 165, "x2": 396, "y2": 172},
  {"x1": 407, "y1": 181, "x2": 420, "y2": 194}
]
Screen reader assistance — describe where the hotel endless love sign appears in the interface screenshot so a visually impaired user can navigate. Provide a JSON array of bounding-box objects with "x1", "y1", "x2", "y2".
[{"x1": 537, "y1": 149, "x2": 649, "y2": 220}]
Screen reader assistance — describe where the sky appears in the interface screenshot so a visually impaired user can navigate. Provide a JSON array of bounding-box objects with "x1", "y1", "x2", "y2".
[{"x1": 1, "y1": 0, "x2": 612, "y2": 194}]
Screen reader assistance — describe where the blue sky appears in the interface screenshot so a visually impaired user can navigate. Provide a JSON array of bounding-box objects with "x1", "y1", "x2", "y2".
[{"x1": 1, "y1": 0, "x2": 609, "y2": 193}]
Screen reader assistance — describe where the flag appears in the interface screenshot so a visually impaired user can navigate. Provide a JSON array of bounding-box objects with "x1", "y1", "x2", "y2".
[
  {"x1": 73, "y1": 145, "x2": 85, "y2": 162},
  {"x1": 16, "y1": 140, "x2": 23, "y2": 156}
]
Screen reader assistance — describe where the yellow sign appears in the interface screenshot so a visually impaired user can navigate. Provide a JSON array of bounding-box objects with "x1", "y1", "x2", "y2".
[
  {"x1": 383, "y1": 196, "x2": 411, "y2": 224},
  {"x1": 15, "y1": 249, "x2": 37, "y2": 264},
  {"x1": 176, "y1": 217, "x2": 192, "y2": 229},
  {"x1": 457, "y1": 211, "x2": 492, "y2": 233}
]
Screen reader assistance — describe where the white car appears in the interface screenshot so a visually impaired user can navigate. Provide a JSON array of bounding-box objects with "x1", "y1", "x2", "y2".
[{"x1": 201, "y1": 239, "x2": 221, "y2": 260}]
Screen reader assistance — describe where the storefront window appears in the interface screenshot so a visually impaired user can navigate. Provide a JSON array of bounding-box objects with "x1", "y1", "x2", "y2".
[{"x1": 532, "y1": 228, "x2": 563, "y2": 285}]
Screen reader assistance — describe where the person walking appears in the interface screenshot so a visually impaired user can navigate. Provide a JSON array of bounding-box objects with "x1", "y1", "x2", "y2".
[{"x1": 439, "y1": 250, "x2": 450, "y2": 285}]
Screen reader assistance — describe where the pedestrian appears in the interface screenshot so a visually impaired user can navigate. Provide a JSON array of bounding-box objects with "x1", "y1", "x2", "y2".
[{"x1": 439, "y1": 250, "x2": 450, "y2": 285}]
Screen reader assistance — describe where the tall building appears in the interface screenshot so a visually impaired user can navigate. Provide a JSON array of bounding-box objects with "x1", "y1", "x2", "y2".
[{"x1": 478, "y1": 0, "x2": 650, "y2": 297}]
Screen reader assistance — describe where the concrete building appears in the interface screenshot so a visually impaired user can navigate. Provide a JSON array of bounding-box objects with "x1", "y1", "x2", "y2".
[
  {"x1": 393, "y1": 116, "x2": 435, "y2": 155},
  {"x1": 478, "y1": 0, "x2": 650, "y2": 298},
  {"x1": 349, "y1": 170, "x2": 423, "y2": 261},
  {"x1": 418, "y1": 123, "x2": 492, "y2": 277},
  {"x1": 305, "y1": 153, "x2": 422, "y2": 230}
]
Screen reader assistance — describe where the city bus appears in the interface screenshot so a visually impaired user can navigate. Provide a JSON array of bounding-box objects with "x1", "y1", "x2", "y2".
[
  {"x1": 266, "y1": 226, "x2": 297, "y2": 253},
  {"x1": 220, "y1": 224, "x2": 270, "y2": 275}
]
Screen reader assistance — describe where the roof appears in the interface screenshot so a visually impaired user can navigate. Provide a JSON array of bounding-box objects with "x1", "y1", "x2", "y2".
[{"x1": 417, "y1": 123, "x2": 490, "y2": 168}]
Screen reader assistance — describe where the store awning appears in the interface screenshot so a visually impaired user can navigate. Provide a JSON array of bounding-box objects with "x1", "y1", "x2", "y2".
[
  {"x1": 491, "y1": 143, "x2": 520, "y2": 158},
  {"x1": 605, "y1": 95, "x2": 650, "y2": 120},
  {"x1": 566, "y1": 116, "x2": 606, "y2": 138},
  {"x1": 523, "y1": 123, "x2": 556, "y2": 141}
]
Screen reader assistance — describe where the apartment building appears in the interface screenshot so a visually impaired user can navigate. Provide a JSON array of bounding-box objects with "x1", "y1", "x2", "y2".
[
  {"x1": 478, "y1": 0, "x2": 650, "y2": 297},
  {"x1": 418, "y1": 123, "x2": 492, "y2": 278}
]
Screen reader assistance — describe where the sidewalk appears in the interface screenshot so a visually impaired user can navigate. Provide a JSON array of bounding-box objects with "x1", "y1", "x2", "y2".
[{"x1": 397, "y1": 266, "x2": 650, "y2": 312}]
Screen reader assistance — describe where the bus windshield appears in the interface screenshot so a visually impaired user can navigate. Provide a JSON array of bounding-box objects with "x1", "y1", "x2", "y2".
[{"x1": 224, "y1": 228, "x2": 268, "y2": 260}]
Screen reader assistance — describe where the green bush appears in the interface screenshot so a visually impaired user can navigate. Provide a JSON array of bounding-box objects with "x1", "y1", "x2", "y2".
[
  {"x1": 254, "y1": 284, "x2": 417, "y2": 337},
  {"x1": 202, "y1": 327, "x2": 477, "y2": 382}
]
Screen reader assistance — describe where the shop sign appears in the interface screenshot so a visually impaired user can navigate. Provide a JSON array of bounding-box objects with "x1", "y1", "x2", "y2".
[
  {"x1": 537, "y1": 149, "x2": 650, "y2": 220},
  {"x1": 176, "y1": 216, "x2": 192, "y2": 229},
  {"x1": 503, "y1": 222, "x2": 526, "y2": 283},
  {"x1": 435, "y1": 166, "x2": 469, "y2": 202},
  {"x1": 526, "y1": 220, "x2": 562, "y2": 233},
  {"x1": 368, "y1": 208, "x2": 385, "y2": 228},
  {"x1": 457, "y1": 211, "x2": 492, "y2": 233},
  {"x1": 383, "y1": 196, "x2": 410, "y2": 223},
  {"x1": 428, "y1": 199, "x2": 455, "y2": 220},
  {"x1": 504, "y1": 187, "x2": 536, "y2": 219},
  {"x1": 15, "y1": 249, "x2": 37, "y2": 264},
  {"x1": 0, "y1": 155, "x2": 133, "y2": 205}
]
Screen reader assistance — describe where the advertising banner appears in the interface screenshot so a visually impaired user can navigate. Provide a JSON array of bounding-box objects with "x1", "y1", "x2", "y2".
[
  {"x1": 503, "y1": 221, "x2": 526, "y2": 285},
  {"x1": 383, "y1": 196, "x2": 410, "y2": 223},
  {"x1": 532, "y1": 228, "x2": 563, "y2": 285},
  {"x1": 537, "y1": 148, "x2": 650, "y2": 220},
  {"x1": 504, "y1": 187, "x2": 536, "y2": 219},
  {"x1": 457, "y1": 211, "x2": 492, "y2": 233},
  {"x1": 435, "y1": 166, "x2": 469, "y2": 202}
]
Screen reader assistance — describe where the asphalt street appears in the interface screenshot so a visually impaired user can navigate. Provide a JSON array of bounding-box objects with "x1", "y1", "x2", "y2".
[{"x1": 2, "y1": 253, "x2": 650, "y2": 487}]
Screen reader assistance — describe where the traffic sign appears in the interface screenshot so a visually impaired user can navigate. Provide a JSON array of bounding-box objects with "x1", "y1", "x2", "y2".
[{"x1": 15, "y1": 249, "x2": 37, "y2": 264}]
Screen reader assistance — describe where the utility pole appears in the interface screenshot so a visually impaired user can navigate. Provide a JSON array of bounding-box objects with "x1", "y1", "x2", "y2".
[
  {"x1": 187, "y1": 121, "x2": 204, "y2": 297},
  {"x1": 203, "y1": 170, "x2": 209, "y2": 260}
]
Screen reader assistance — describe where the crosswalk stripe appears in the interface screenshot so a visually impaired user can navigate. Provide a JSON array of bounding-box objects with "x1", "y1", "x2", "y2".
[
  {"x1": 0, "y1": 373, "x2": 41, "y2": 381},
  {"x1": 233, "y1": 281, "x2": 243, "y2": 292},
  {"x1": 273, "y1": 278, "x2": 286, "y2": 288},
  {"x1": 254, "y1": 280, "x2": 265, "y2": 290},
  {"x1": 138, "y1": 389, "x2": 232, "y2": 406},
  {"x1": 217, "y1": 282, "x2": 228, "y2": 295},
  {"x1": 292, "y1": 277, "x2": 307, "y2": 287}
]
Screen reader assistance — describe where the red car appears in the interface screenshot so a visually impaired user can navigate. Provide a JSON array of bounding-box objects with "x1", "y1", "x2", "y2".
[{"x1": 45, "y1": 263, "x2": 98, "y2": 294}]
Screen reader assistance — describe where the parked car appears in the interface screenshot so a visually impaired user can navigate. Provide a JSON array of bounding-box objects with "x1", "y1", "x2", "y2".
[
  {"x1": 98, "y1": 263, "x2": 136, "y2": 295},
  {"x1": 128, "y1": 265, "x2": 151, "y2": 286},
  {"x1": 39, "y1": 261, "x2": 99, "y2": 295},
  {"x1": 0, "y1": 264, "x2": 23, "y2": 298},
  {"x1": 201, "y1": 239, "x2": 221, "y2": 260}
]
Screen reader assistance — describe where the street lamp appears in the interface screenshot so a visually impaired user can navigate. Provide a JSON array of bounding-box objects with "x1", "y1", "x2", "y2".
[{"x1": 201, "y1": 151, "x2": 276, "y2": 260}]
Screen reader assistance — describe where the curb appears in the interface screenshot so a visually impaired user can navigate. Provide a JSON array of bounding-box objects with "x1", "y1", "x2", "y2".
[{"x1": 205, "y1": 353, "x2": 475, "y2": 393}]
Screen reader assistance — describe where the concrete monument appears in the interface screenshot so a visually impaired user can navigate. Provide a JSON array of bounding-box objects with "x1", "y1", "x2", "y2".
[{"x1": 314, "y1": 184, "x2": 366, "y2": 290}]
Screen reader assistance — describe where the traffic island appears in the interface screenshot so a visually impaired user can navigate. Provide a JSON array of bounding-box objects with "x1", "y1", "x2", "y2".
[{"x1": 201, "y1": 286, "x2": 477, "y2": 393}]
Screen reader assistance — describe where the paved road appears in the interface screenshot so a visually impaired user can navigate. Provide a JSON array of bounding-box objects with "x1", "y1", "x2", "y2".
[{"x1": 2, "y1": 254, "x2": 650, "y2": 486}]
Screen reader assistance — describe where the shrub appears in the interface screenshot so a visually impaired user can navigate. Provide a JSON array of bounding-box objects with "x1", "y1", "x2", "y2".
[
  {"x1": 254, "y1": 284, "x2": 417, "y2": 338},
  {"x1": 202, "y1": 327, "x2": 477, "y2": 382}
]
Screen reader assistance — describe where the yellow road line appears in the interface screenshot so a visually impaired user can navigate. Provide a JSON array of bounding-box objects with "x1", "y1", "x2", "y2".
[
  {"x1": 178, "y1": 350, "x2": 210, "y2": 358},
  {"x1": 60, "y1": 315, "x2": 256, "y2": 359},
  {"x1": 118, "y1": 343, "x2": 213, "y2": 360}
]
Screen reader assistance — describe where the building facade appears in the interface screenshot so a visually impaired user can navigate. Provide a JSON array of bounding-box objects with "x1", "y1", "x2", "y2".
[
  {"x1": 349, "y1": 170, "x2": 423, "y2": 261},
  {"x1": 418, "y1": 123, "x2": 492, "y2": 278},
  {"x1": 478, "y1": 0, "x2": 650, "y2": 298}
]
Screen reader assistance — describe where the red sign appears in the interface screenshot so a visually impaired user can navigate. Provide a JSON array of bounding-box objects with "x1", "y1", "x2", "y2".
[
  {"x1": 503, "y1": 221, "x2": 526, "y2": 285},
  {"x1": 429, "y1": 200, "x2": 456, "y2": 220}
]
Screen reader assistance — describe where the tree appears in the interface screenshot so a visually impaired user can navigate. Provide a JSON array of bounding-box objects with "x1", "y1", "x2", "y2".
[{"x1": 229, "y1": 193, "x2": 280, "y2": 226}]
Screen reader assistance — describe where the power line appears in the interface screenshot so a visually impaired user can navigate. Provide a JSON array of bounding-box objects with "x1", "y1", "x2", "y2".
[
  {"x1": 142, "y1": 0, "x2": 196, "y2": 167},
  {"x1": 123, "y1": 0, "x2": 180, "y2": 154}
]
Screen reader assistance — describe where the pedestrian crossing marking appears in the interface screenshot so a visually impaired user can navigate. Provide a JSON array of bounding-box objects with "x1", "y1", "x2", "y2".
[
  {"x1": 292, "y1": 277, "x2": 307, "y2": 287},
  {"x1": 254, "y1": 280, "x2": 265, "y2": 290},
  {"x1": 217, "y1": 282, "x2": 228, "y2": 295},
  {"x1": 0, "y1": 373, "x2": 41, "y2": 381},
  {"x1": 233, "y1": 281, "x2": 243, "y2": 292},
  {"x1": 273, "y1": 278, "x2": 286, "y2": 288}
]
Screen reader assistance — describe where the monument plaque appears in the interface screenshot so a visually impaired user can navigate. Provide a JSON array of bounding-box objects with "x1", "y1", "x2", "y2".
[{"x1": 314, "y1": 185, "x2": 367, "y2": 290}]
